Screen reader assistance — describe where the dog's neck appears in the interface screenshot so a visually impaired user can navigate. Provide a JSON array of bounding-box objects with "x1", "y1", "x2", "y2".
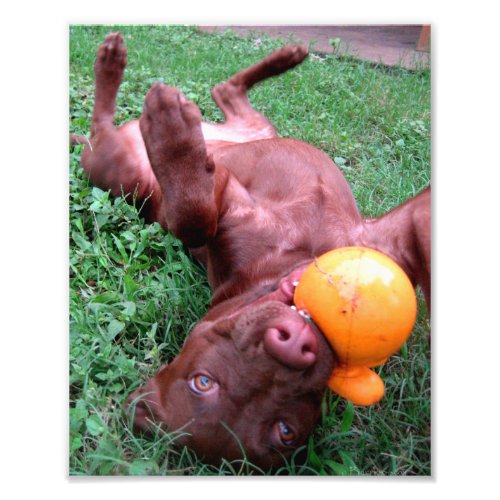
[{"x1": 204, "y1": 260, "x2": 311, "y2": 322}]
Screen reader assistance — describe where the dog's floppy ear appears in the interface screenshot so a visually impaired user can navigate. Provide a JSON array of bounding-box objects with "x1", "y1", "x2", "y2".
[{"x1": 125, "y1": 376, "x2": 164, "y2": 431}]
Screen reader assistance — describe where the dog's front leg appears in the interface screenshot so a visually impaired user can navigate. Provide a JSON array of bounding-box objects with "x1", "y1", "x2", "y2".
[
  {"x1": 364, "y1": 187, "x2": 431, "y2": 314},
  {"x1": 139, "y1": 84, "x2": 219, "y2": 248}
]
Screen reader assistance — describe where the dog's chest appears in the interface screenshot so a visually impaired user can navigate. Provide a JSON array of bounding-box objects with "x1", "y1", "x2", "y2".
[
  {"x1": 220, "y1": 179, "x2": 343, "y2": 260},
  {"x1": 213, "y1": 141, "x2": 363, "y2": 274}
]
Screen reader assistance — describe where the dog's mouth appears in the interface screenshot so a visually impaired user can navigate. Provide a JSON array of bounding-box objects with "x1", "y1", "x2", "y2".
[
  {"x1": 227, "y1": 263, "x2": 317, "y2": 331},
  {"x1": 265, "y1": 264, "x2": 337, "y2": 374},
  {"x1": 275, "y1": 265, "x2": 313, "y2": 321},
  {"x1": 227, "y1": 262, "x2": 333, "y2": 370},
  {"x1": 277, "y1": 265, "x2": 307, "y2": 303},
  {"x1": 244, "y1": 263, "x2": 309, "y2": 308},
  {"x1": 212, "y1": 261, "x2": 333, "y2": 373}
]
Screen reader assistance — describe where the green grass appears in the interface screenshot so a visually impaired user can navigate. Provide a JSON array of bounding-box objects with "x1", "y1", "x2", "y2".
[{"x1": 69, "y1": 25, "x2": 431, "y2": 476}]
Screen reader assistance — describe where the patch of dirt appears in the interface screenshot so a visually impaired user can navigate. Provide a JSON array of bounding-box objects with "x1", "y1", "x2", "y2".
[{"x1": 198, "y1": 25, "x2": 430, "y2": 70}]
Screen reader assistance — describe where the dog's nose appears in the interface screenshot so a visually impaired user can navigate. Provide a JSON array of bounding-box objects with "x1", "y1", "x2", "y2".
[{"x1": 263, "y1": 322, "x2": 318, "y2": 369}]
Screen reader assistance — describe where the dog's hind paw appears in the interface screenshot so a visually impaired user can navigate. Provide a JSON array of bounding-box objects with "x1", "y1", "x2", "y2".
[{"x1": 95, "y1": 32, "x2": 127, "y2": 81}]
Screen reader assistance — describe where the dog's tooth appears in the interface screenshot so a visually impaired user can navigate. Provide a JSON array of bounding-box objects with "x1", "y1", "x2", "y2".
[
  {"x1": 290, "y1": 305, "x2": 297, "y2": 310},
  {"x1": 298, "y1": 309, "x2": 313, "y2": 323},
  {"x1": 292, "y1": 281, "x2": 299, "y2": 287}
]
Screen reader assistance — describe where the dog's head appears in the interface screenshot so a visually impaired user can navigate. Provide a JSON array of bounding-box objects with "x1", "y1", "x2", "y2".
[{"x1": 126, "y1": 269, "x2": 335, "y2": 469}]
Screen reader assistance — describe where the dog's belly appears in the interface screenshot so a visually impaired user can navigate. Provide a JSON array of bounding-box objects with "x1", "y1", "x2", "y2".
[{"x1": 202, "y1": 122, "x2": 275, "y2": 144}]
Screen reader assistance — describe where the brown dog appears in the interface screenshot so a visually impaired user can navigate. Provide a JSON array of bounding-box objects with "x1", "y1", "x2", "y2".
[{"x1": 75, "y1": 33, "x2": 430, "y2": 469}]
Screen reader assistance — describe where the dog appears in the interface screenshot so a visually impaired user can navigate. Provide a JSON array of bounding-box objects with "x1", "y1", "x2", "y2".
[{"x1": 73, "y1": 33, "x2": 430, "y2": 469}]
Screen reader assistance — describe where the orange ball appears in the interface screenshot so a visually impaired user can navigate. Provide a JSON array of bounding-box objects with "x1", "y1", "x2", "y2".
[{"x1": 294, "y1": 247, "x2": 417, "y2": 405}]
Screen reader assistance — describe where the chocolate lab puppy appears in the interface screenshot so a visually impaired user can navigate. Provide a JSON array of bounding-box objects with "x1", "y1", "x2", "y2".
[{"x1": 75, "y1": 33, "x2": 430, "y2": 469}]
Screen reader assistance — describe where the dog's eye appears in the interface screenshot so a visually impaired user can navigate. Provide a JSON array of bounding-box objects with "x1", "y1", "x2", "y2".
[
  {"x1": 189, "y1": 374, "x2": 216, "y2": 394},
  {"x1": 277, "y1": 420, "x2": 296, "y2": 446}
]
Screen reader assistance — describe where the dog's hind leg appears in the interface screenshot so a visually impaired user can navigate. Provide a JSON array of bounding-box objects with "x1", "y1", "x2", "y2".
[
  {"x1": 78, "y1": 33, "x2": 164, "y2": 225},
  {"x1": 210, "y1": 45, "x2": 308, "y2": 138}
]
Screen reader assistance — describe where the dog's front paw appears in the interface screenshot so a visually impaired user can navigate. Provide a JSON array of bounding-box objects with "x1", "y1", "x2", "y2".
[{"x1": 140, "y1": 83, "x2": 206, "y2": 178}]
